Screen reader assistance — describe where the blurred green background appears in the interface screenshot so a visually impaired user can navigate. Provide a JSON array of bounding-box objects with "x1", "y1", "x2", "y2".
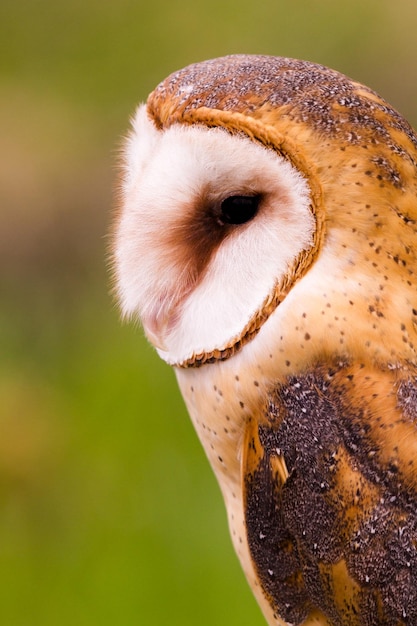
[{"x1": 1, "y1": 1, "x2": 417, "y2": 624}]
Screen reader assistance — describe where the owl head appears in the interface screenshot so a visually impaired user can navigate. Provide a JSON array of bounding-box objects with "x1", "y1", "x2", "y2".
[{"x1": 113, "y1": 55, "x2": 417, "y2": 372}]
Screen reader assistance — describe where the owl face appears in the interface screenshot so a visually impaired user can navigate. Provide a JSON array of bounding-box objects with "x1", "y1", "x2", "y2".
[{"x1": 115, "y1": 106, "x2": 315, "y2": 366}]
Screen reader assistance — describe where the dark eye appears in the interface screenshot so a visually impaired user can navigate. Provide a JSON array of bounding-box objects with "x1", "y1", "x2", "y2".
[{"x1": 218, "y1": 194, "x2": 261, "y2": 225}]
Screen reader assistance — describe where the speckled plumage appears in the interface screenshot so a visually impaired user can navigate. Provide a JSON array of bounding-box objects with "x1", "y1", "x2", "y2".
[{"x1": 113, "y1": 55, "x2": 417, "y2": 625}]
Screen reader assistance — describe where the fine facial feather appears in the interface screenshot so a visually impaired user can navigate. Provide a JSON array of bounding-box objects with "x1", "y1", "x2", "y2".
[
  {"x1": 115, "y1": 106, "x2": 314, "y2": 363},
  {"x1": 112, "y1": 55, "x2": 417, "y2": 626}
]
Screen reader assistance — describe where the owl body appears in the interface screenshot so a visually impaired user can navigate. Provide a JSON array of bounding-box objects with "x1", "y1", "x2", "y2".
[{"x1": 113, "y1": 56, "x2": 417, "y2": 625}]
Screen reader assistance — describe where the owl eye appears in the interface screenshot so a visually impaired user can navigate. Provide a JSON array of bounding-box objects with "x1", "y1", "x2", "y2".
[{"x1": 218, "y1": 194, "x2": 261, "y2": 226}]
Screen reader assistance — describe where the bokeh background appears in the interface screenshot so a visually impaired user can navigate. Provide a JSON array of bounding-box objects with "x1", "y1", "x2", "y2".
[{"x1": 1, "y1": 1, "x2": 417, "y2": 624}]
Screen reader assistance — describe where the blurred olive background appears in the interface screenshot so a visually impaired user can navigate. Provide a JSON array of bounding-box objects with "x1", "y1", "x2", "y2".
[{"x1": 1, "y1": 1, "x2": 417, "y2": 624}]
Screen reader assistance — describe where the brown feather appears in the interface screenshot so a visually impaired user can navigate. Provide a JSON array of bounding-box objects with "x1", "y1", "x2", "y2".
[{"x1": 243, "y1": 361, "x2": 417, "y2": 625}]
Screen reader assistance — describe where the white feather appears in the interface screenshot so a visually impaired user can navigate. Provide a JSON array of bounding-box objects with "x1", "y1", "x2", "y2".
[{"x1": 114, "y1": 105, "x2": 315, "y2": 364}]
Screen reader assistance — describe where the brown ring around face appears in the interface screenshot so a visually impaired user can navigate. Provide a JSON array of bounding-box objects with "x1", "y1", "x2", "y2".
[{"x1": 147, "y1": 106, "x2": 326, "y2": 368}]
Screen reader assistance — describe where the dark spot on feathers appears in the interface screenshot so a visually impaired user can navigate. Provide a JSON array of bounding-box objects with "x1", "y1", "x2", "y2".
[{"x1": 244, "y1": 362, "x2": 417, "y2": 625}]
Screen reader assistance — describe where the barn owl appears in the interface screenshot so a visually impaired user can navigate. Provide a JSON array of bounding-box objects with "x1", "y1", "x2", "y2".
[{"x1": 112, "y1": 55, "x2": 417, "y2": 625}]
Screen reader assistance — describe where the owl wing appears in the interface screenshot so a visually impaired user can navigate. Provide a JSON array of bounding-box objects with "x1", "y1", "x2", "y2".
[{"x1": 243, "y1": 361, "x2": 417, "y2": 626}]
